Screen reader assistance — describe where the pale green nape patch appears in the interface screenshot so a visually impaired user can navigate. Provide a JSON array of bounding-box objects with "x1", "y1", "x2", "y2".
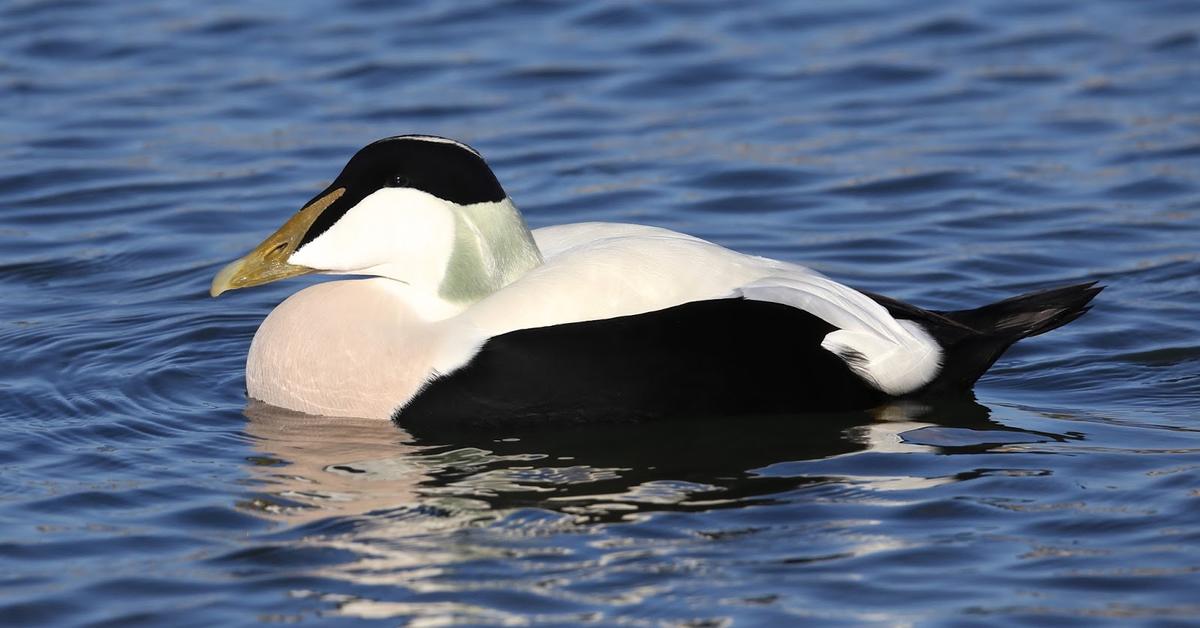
[
  {"x1": 439, "y1": 199, "x2": 543, "y2": 303},
  {"x1": 439, "y1": 211, "x2": 492, "y2": 302}
]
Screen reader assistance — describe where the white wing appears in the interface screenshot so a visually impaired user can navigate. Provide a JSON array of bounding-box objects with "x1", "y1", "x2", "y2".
[
  {"x1": 447, "y1": 222, "x2": 941, "y2": 395},
  {"x1": 734, "y1": 272, "x2": 941, "y2": 395}
]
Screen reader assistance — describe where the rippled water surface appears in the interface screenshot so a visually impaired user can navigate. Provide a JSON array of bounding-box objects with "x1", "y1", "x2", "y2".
[{"x1": 2, "y1": 1, "x2": 1199, "y2": 625}]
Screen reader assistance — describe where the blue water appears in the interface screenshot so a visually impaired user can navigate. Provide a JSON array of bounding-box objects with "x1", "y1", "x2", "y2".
[{"x1": 2, "y1": 0, "x2": 1199, "y2": 625}]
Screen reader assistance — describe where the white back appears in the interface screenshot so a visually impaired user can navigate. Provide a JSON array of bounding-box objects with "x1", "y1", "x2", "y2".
[{"x1": 458, "y1": 223, "x2": 942, "y2": 396}]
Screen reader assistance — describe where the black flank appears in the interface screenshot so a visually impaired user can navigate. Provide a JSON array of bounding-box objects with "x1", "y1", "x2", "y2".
[
  {"x1": 396, "y1": 283, "x2": 1101, "y2": 430},
  {"x1": 395, "y1": 298, "x2": 886, "y2": 430}
]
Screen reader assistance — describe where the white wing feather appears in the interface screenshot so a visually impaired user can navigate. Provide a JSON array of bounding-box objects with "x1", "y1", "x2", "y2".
[
  {"x1": 456, "y1": 223, "x2": 942, "y2": 394},
  {"x1": 735, "y1": 273, "x2": 941, "y2": 395}
]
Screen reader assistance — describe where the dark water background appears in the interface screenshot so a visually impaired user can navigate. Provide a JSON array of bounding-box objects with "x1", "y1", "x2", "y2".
[{"x1": 2, "y1": 1, "x2": 1199, "y2": 625}]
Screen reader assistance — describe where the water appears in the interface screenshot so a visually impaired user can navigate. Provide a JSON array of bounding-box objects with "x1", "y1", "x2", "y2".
[{"x1": 1, "y1": 0, "x2": 1198, "y2": 624}]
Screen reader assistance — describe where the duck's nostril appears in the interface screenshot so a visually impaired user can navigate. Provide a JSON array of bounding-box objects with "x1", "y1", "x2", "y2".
[{"x1": 268, "y1": 242, "x2": 288, "y2": 256}]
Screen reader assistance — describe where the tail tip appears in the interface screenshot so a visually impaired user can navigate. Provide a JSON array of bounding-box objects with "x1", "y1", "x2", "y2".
[{"x1": 1003, "y1": 280, "x2": 1103, "y2": 338}]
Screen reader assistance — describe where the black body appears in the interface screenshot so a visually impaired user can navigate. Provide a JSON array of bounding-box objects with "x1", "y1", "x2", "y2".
[
  {"x1": 398, "y1": 298, "x2": 886, "y2": 431},
  {"x1": 395, "y1": 282, "x2": 1100, "y2": 431}
]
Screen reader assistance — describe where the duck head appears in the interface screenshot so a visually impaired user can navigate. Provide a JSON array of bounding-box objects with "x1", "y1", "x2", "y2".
[{"x1": 210, "y1": 135, "x2": 542, "y2": 303}]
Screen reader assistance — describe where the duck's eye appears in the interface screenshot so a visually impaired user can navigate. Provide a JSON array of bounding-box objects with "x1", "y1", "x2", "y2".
[{"x1": 386, "y1": 175, "x2": 412, "y2": 188}]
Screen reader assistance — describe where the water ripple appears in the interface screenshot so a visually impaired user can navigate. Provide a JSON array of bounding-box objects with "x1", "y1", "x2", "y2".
[{"x1": 0, "y1": 0, "x2": 1198, "y2": 625}]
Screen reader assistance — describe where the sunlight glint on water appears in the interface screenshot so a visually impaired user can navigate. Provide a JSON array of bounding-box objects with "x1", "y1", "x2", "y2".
[{"x1": 1, "y1": 1, "x2": 1198, "y2": 625}]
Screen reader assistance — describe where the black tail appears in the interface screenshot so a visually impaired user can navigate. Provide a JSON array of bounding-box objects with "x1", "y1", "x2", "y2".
[{"x1": 866, "y1": 282, "x2": 1103, "y2": 394}]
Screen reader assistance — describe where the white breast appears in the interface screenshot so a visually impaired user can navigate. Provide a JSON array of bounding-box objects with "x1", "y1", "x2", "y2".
[{"x1": 246, "y1": 278, "x2": 455, "y2": 419}]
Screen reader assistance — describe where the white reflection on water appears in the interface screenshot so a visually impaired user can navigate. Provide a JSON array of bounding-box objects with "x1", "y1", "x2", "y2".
[
  {"x1": 235, "y1": 398, "x2": 1078, "y2": 620},
  {"x1": 242, "y1": 397, "x2": 1069, "y2": 524},
  {"x1": 242, "y1": 401, "x2": 425, "y2": 521}
]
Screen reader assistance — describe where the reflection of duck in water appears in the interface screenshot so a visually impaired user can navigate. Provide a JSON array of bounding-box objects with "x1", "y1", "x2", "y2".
[
  {"x1": 242, "y1": 398, "x2": 1072, "y2": 524},
  {"x1": 238, "y1": 399, "x2": 1078, "y2": 622},
  {"x1": 241, "y1": 401, "x2": 424, "y2": 522},
  {"x1": 212, "y1": 136, "x2": 1100, "y2": 426}
]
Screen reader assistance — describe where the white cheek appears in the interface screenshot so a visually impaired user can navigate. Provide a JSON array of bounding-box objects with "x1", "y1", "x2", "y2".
[{"x1": 289, "y1": 188, "x2": 456, "y2": 288}]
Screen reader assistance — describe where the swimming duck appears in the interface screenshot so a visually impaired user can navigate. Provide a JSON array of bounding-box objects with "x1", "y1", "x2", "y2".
[{"x1": 211, "y1": 135, "x2": 1100, "y2": 427}]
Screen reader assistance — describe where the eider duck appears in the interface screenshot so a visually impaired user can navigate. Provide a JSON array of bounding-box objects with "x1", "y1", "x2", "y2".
[{"x1": 211, "y1": 135, "x2": 1100, "y2": 427}]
